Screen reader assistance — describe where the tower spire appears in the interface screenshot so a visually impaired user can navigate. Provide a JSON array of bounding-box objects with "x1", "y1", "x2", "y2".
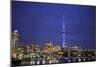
[{"x1": 62, "y1": 16, "x2": 66, "y2": 48}]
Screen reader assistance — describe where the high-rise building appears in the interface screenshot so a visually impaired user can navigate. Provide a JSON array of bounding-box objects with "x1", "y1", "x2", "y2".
[{"x1": 12, "y1": 30, "x2": 19, "y2": 50}]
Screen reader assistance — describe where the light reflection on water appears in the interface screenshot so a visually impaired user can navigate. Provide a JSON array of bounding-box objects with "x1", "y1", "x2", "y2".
[{"x1": 12, "y1": 57, "x2": 95, "y2": 66}]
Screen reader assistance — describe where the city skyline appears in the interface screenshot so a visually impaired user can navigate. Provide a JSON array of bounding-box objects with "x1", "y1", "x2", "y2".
[{"x1": 12, "y1": 1, "x2": 96, "y2": 49}]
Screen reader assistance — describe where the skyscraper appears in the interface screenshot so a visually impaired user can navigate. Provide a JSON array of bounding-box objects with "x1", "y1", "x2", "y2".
[{"x1": 12, "y1": 30, "x2": 19, "y2": 50}]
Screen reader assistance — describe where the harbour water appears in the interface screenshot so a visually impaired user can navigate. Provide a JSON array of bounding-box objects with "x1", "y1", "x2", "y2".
[{"x1": 12, "y1": 57, "x2": 95, "y2": 66}]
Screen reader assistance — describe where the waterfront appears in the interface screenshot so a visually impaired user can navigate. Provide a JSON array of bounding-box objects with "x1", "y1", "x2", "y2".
[
  {"x1": 11, "y1": 30, "x2": 96, "y2": 66},
  {"x1": 12, "y1": 57, "x2": 95, "y2": 66}
]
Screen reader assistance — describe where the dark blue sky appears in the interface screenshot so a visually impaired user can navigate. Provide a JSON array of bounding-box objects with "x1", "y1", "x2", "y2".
[{"x1": 12, "y1": 1, "x2": 96, "y2": 49}]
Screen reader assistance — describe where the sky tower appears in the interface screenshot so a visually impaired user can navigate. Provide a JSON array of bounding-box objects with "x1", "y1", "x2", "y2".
[{"x1": 62, "y1": 16, "x2": 66, "y2": 48}]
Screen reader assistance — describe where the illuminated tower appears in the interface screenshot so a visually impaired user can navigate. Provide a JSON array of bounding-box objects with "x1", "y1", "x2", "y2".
[
  {"x1": 62, "y1": 16, "x2": 66, "y2": 48},
  {"x1": 12, "y1": 30, "x2": 19, "y2": 50}
]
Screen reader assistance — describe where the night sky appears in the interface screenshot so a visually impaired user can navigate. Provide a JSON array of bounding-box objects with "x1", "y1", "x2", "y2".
[{"x1": 12, "y1": 1, "x2": 96, "y2": 49}]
